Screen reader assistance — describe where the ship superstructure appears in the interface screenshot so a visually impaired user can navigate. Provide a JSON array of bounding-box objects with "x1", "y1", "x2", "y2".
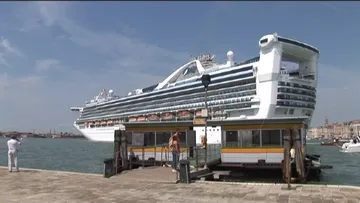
[{"x1": 71, "y1": 33, "x2": 319, "y2": 142}]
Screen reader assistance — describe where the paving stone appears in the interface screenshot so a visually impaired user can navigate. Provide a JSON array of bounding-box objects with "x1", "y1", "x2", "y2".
[
  {"x1": 322, "y1": 200, "x2": 335, "y2": 203},
  {"x1": 0, "y1": 167, "x2": 360, "y2": 203}
]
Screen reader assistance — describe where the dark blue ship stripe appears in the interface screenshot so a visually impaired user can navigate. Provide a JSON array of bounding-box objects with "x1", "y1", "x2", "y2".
[{"x1": 98, "y1": 65, "x2": 254, "y2": 107}]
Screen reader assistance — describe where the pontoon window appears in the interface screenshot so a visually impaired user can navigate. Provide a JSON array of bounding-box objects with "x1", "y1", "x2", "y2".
[
  {"x1": 155, "y1": 131, "x2": 172, "y2": 146},
  {"x1": 241, "y1": 130, "x2": 260, "y2": 148},
  {"x1": 261, "y1": 130, "x2": 281, "y2": 147},
  {"x1": 225, "y1": 131, "x2": 238, "y2": 147},
  {"x1": 144, "y1": 132, "x2": 155, "y2": 146},
  {"x1": 223, "y1": 130, "x2": 261, "y2": 148},
  {"x1": 126, "y1": 131, "x2": 133, "y2": 145}
]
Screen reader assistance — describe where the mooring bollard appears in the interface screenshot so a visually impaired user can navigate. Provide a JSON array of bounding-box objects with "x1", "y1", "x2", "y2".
[
  {"x1": 103, "y1": 158, "x2": 114, "y2": 178},
  {"x1": 179, "y1": 159, "x2": 191, "y2": 184}
]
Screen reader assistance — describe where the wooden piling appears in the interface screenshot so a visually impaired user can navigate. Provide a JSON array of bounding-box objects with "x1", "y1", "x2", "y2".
[
  {"x1": 114, "y1": 130, "x2": 121, "y2": 175},
  {"x1": 292, "y1": 128, "x2": 306, "y2": 183},
  {"x1": 282, "y1": 127, "x2": 307, "y2": 186},
  {"x1": 282, "y1": 129, "x2": 291, "y2": 189},
  {"x1": 120, "y1": 130, "x2": 128, "y2": 170}
]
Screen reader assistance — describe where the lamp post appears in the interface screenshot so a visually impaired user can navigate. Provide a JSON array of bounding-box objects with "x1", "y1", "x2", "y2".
[{"x1": 201, "y1": 74, "x2": 211, "y2": 168}]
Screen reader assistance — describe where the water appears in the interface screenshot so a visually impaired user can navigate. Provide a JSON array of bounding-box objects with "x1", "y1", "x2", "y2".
[
  {"x1": 0, "y1": 138, "x2": 359, "y2": 186},
  {"x1": 0, "y1": 138, "x2": 112, "y2": 174},
  {"x1": 306, "y1": 141, "x2": 360, "y2": 186}
]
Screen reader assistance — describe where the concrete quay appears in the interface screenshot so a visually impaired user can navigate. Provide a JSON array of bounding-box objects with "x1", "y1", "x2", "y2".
[{"x1": 0, "y1": 167, "x2": 359, "y2": 203}]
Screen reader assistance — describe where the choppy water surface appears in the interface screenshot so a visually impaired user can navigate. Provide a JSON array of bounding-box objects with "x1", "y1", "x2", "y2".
[
  {"x1": 0, "y1": 138, "x2": 359, "y2": 186},
  {"x1": 0, "y1": 138, "x2": 112, "y2": 174}
]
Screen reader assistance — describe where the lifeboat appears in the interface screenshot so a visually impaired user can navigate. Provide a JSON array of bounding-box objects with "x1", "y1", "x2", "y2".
[
  {"x1": 178, "y1": 111, "x2": 193, "y2": 119},
  {"x1": 147, "y1": 114, "x2": 160, "y2": 121},
  {"x1": 195, "y1": 110, "x2": 202, "y2": 117},
  {"x1": 107, "y1": 120, "x2": 113, "y2": 124},
  {"x1": 88, "y1": 122, "x2": 94, "y2": 126},
  {"x1": 161, "y1": 112, "x2": 175, "y2": 120},
  {"x1": 137, "y1": 116, "x2": 146, "y2": 122},
  {"x1": 101, "y1": 121, "x2": 107, "y2": 125},
  {"x1": 94, "y1": 121, "x2": 100, "y2": 125},
  {"x1": 129, "y1": 117, "x2": 137, "y2": 122}
]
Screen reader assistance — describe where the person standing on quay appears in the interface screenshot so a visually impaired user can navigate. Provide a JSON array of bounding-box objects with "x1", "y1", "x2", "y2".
[
  {"x1": 169, "y1": 130, "x2": 180, "y2": 172},
  {"x1": 7, "y1": 136, "x2": 22, "y2": 172}
]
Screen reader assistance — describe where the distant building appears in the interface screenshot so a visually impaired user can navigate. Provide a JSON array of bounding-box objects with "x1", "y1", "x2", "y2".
[{"x1": 308, "y1": 119, "x2": 360, "y2": 139}]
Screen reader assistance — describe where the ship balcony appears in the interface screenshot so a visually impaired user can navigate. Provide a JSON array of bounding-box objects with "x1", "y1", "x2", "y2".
[
  {"x1": 279, "y1": 70, "x2": 315, "y2": 81},
  {"x1": 79, "y1": 87, "x2": 258, "y2": 119},
  {"x1": 278, "y1": 81, "x2": 315, "y2": 91},
  {"x1": 277, "y1": 94, "x2": 316, "y2": 103},
  {"x1": 122, "y1": 89, "x2": 256, "y2": 112},
  {"x1": 124, "y1": 96, "x2": 258, "y2": 118},
  {"x1": 276, "y1": 101, "x2": 315, "y2": 109}
]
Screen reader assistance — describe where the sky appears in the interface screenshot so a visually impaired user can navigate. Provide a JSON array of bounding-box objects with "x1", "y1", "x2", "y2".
[{"x1": 0, "y1": 2, "x2": 359, "y2": 133}]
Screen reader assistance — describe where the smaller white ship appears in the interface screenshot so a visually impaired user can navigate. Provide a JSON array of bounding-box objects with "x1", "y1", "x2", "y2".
[{"x1": 340, "y1": 136, "x2": 360, "y2": 153}]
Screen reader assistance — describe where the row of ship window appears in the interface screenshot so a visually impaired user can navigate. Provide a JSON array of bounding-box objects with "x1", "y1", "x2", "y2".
[
  {"x1": 276, "y1": 101, "x2": 315, "y2": 109},
  {"x1": 81, "y1": 88, "x2": 313, "y2": 119},
  {"x1": 80, "y1": 90, "x2": 257, "y2": 119},
  {"x1": 80, "y1": 102, "x2": 255, "y2": 125},
  {"x1": 86, "y1": 77, "x2": 257, "y2": 111},
  {"x1": 120, "y1": 84, "x2": 256, "y2": 113},
  {"x1": 111, "y1": 88, "x2": 255, "y2": 114},
  {"x1": 278, "y1": 81, "x2": 315, "y2": 91},
  {"x1": 278, "y1": 88, "x2": 316, "y2": 97},
  {"x1": 80, "y1": 89, "x2": 315, "y2": 120},
  {"x1": 81, "y1": 84, "x2": 257, "y2": 118},
  {"x1": 277, "y1": 94, "x2": 316, "y2": 103}
]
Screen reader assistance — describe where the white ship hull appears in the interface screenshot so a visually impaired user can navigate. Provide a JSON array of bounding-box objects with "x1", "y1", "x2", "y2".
[
  {"x1": 75, "y1": 125, "x2": 122, "y2": 142},
  {"x1": 74, "y1": 123, "x2": 222, "y2": 145}
]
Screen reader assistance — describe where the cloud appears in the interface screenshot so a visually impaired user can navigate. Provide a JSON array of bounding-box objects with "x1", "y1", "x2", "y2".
[
  {"x1": 0, "y1": 73, "x2": 43, "y2": 102},
  {"x1": 35, "y1": 59, "x2": 60, "y2": 71},
  {"x1": 24, "y1": 2, "x2": 188, "y2": 71},
  {"x1": 0, "y1": 37, "x2": 24, "y2": 67},
  {"x1": 0, "y1": 53, "x2": 10, "y2": 67},
  {"x1": 319, "y1": 2, "x2": 339, "y2": 11},
  {"x1": 0, "y1": 37, "x2": 23, "y2": 57},
  {"x1": 0, "y1": 2, "x2": 188, "y2": 132}
]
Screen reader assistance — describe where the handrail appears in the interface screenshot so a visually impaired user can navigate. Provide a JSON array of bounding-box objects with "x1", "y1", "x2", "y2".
[{"x1": 127, "y1": 145, "x2": 221, "y2": 171}]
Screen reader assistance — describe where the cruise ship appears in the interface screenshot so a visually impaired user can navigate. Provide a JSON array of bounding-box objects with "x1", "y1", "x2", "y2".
[{"x1": 71, "y1": 33, "x2": 319, "y2": 142}]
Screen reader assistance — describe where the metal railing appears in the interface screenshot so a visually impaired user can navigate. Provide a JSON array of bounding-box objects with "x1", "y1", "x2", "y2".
[
  {"x1": 127, "y1": 145, "x2": 188, "y2": 169},
  {"x1": 125, "y1": 144, "x2": 221, "y2": 171},
  {"x1": 188, "y1": 144, "x2": 221, "y2": 170}
]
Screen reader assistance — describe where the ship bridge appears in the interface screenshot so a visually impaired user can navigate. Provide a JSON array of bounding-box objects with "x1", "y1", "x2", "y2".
[
  {"x1": 258, "y1": 33, "x2": 319, "y2": 83},
  {"x1": 278, "y1": 37, "x2": 319, "y2": 64}
]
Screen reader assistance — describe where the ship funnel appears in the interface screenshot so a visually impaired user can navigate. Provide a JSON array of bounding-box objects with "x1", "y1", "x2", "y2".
[{"x1": 227, "y1": 50, "x2": 234, "y2": 67}]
